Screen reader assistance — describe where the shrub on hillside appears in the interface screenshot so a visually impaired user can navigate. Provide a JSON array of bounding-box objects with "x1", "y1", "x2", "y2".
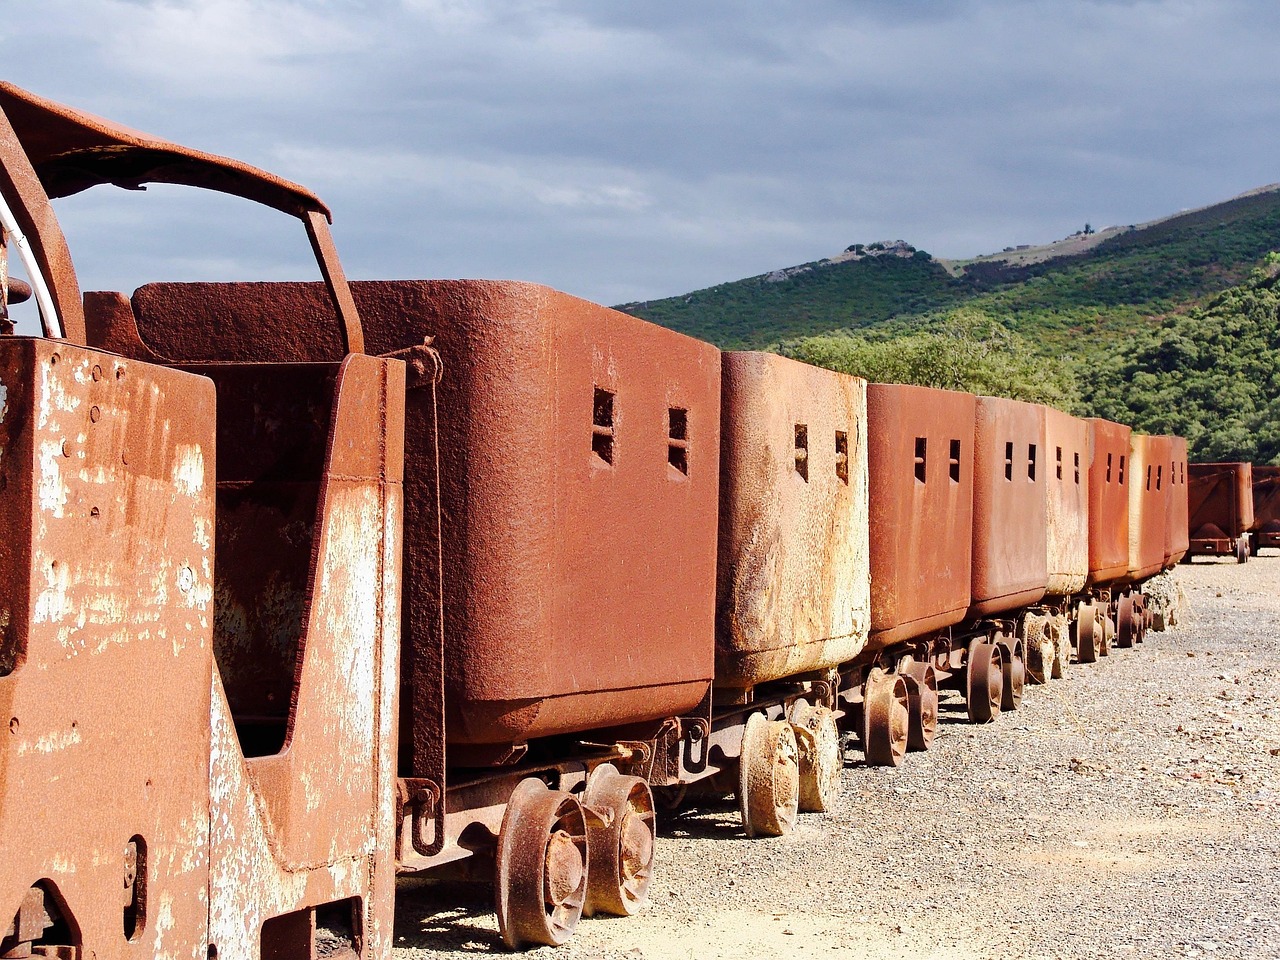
[
  {"x1": 778, "y1": 308, "x2": 1079, "y2": 409},
  {"x1": 1081, "y1": 254, "x2": 1280, "y2": 464}
]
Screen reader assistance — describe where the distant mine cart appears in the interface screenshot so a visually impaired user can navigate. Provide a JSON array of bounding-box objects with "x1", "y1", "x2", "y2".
[
  {"x1": 1186, "y1": 462, "x2": 1254, "y2": 563},
  {"x1": 1249, "y1": 465, "x2": 1280, "y2": 554}
]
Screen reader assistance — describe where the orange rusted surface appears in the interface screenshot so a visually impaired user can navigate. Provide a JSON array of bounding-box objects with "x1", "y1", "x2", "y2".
[
  {"x1": 1167, "y1": 437, "x2": 1189, "y2": 565},
  {"x1": 1043, "y1": 407, "x2": 1088, "y2": 599},
  {"x1": 82, "y1": 288, "x2": 408, "y2": 957},
  {"x1": 0, "y1": 339, "x2": 215, "y2": 960},
  {"x1": 1085, "y1": 418, "x2": 1132, "y2": 587},
  {"x1": 204, "y1": 354, "x2": 404, "y2": 960},
  {"x1": 1251, "y1": 465, "x2": 1280, "y2": 548},
  {"x1": 715, "y1": 352, "x2": 870, "y2": 688},
  {"x1": 107, "y1": 278, "x2": 720, "y2": 759},
  {"x1": 2, "y1": 79, "x2": 405, "y2": 959},
  {"x1": 1126, "y1": 435, "x2": 1169, "y2": 580},
  {"x1": 864, "y1": 384, "x2": 975, "y2": 650},
  {"x1": 1187, "y1": 461, "x2": 1254, "y2": 555},
  {"x1": 968, "y1": 396, "x2": 1047, "y2": 618}
]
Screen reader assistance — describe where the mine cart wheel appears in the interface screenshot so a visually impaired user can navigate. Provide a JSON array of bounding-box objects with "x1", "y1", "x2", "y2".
[
  {"x1": 901, "y1": 662, "x2": 939, "y2": 751},
  {"x1": 738, "y1": 712, "x2": 800, "y2": 838},
  {"x1": 965, "y1": 639, "x2": 1003, "y2": 724},
  {"x1": 582, "y1": 763, "x2": 656, "y2": 918},
  {"x1": 996, "y1": 635, "x2": 1025, "y2": 711},
  {"x1": 1237, "y1": 536, "x2": 1250, "y2": 564},
  {"x1": 862, "y1": 670, "x2": 911, "y2": 767},
  {"x1": 1116, "y1": 593, "x2": 1136, "y2": 649},
  {"x1": 788, "y1": 699, "x2": 843, "y2": 812},
  {"x1": 495, "y1": 778, "x2": 589, "y2": 949},
  {"x1": 1074, "y1": 604, "x2": 1098, "y2": 664}
]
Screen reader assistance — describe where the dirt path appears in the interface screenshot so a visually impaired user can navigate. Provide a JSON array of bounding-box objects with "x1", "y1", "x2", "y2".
[{"x1": 394, "y1": 556, "x2": 1280, "y2": 960}]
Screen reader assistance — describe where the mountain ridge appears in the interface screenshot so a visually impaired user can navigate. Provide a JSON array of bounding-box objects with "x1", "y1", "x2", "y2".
[{"x1": 615, "y1": 183, "x2": 1280, "y2": 352}]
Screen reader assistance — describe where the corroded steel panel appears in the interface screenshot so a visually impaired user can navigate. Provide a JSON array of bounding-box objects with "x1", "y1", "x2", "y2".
[
  {"x1": 1167, "y1": 436, "x2": 1189, "y2": 564},
  {"x1": 1188, "y1": 461, "x2": 1254, "y2": 542},
  {"x1": 865, "y1": 384, "x2": 976, "y2": 650},
  {"x1": 715, "y1": 352, "x2": 870, "y2": 687},
  {"x1": 1086, "y1": 418, "x2": 1131, "y2": 587},
  {"x1": 360, "y1": 281, "x2": 721, "y2": 750},
  {"x1": 0, "y1": 339, "x2": 215, "y2": 960},
  {"x1": 968, "y1": 396, "x2": 1047, "y2": 618},
  {"x1": 204, "y1": 355, "x2": 404, "y2": 960},
  {"x1": 122, "y1": 278, "x2": 721, "y2": 754},
  {"x1": 1252, "y1": 465, "x2": 1280, "y2": 546},
  {"x1": 1043, "y1": 407, "x2": 1088, "y2": 598},
  {"x1": 1126, "y1": 435, "x2": 1169, "y2": 580}
]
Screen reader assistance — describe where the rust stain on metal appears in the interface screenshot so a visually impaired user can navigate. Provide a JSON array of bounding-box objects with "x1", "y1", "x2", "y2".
[
  {"x1": 1126, "y1": 435, "x2": 1170, "y2": 580},
  {"x1": 715, "y1": 351, "x2": 870, "y2": 687},
  {"x1": 1251, "y1": 465, "x2": 1280, "y2": 549},
  {"x1": 864, "y1": 384, "x2": 976, "y2": 651},
  {"x1": 1043, "y1": 407, "x2": 1089, "y2": 599},
  {"x1": 1, "y1": 338, "x2": 215, "y2": 960},
  {"x1": 1187, "y1": 461, "x2": 1253, "y2": 558},
  {"x1": 968, "y1": 395, "x2": 1047, "y2": 618},
  {"x1": 1167, "y1": 436, "x2": 1189, "y2": 564},
  {"x1": 1085, "y1": 418, "x2": 1132, "y2": 588}
]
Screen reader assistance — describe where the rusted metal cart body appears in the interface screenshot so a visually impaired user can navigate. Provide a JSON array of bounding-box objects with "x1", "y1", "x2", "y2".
[
  {"x1": 1043, "y1": 408, "x2": 1089, "y2": 601},
  {"x1": 121, "y1": 276, "x2": 723, "y2": 938},
  {"x1": 1124, "y1": 434, "x2": 1170, "y2": 582},
  {"x1": 967, "y1": 396, "x2": 1048, "y2": 619},
  {"x1": 1166, "y1": 437, "x2": 1190, "y2": 565},
  {"x1": 716, "y1": 352, "x2": 870, "y2": 689},
  {"x1": 1, "y1": 82, "x2": 404, "y2": 960},
  {"x1": 863, "y1": 384, "x2": 976, "y2": 653},
  {"x1": 1187, "y1": 461, "x2": 1254, "y2": 559},
  {"x1": 114, "y1": 276, "x2": 722, "y2": 752},
  {"x1": 0, "y1": 339, "x2": 217, "y2": 960},
  {"x1": 1085, "y1": 418, "x2": 1132, "y2": 588},
  {"x1": 1251, "y1": 465, "x2": 1280, "y2": 550}
]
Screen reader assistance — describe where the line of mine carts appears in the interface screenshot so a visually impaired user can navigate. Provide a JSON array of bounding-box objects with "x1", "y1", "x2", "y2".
[
  {"x1": 1183, "y1": 460, "x2": 1280, "y2": 562},
  {"x1": 0, "y1": 82, "x2": 1209, "y2": 959}
]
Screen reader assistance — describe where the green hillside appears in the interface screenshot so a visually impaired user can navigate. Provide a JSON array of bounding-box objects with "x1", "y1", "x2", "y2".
[
  {"x1": 616, "y1": 186, "x2": 1280, "y2": 353},
  {"x1": 615, "y1": 247, "x2": 967, "y2": 349},
  {"x1": 1081, "y1": 255, "x2": 1280, "y2": 465}
]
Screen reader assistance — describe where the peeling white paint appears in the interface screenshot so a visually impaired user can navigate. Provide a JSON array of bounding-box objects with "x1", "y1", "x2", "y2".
[
  {"x1": 17, "y1": 723, "x2": 82, "y2": 756},
  {"x1": 32, "y1": 555, "x2": 70, "y2": 625},
  {"x1": 36, "y1": 438, "x2": 68, "y2": 517},
  {"x1": 172, "y1": 444, "x2": 206, "y2": 496},
  {"x1": 0, "y1": 377, "x2": 8, "y2": 424}
]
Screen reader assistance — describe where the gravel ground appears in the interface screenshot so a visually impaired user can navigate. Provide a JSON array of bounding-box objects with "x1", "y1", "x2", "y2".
[{"x1": 394, "y1": 556, "x2": 1280, "y2": 960}]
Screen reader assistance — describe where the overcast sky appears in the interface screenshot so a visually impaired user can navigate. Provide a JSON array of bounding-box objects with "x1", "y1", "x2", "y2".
[{"x1": 4, "y1": 0, "x2": 1279, "y2": 331}]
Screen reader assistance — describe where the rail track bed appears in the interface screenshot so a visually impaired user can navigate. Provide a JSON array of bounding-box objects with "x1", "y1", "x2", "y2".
[{"x1": 395, "y1": 558, "x2": 1280, "y2": 960}]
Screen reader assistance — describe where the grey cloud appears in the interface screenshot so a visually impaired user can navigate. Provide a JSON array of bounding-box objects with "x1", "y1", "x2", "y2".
[{"x1": 3, "y1": 0, "x2": 1279, "y2": 329}]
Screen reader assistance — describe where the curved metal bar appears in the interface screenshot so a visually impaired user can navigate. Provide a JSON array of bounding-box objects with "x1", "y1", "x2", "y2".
[{"x1": 0, "y1": 188, "x2": 60, "y2": 337}]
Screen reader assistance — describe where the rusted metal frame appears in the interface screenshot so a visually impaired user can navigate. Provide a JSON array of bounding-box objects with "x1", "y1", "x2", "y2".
[
  {"x1": 201, "y1": 354, "x2": 404, "y2": 960},
  {"x1": 681, "y1": 679, "x2": 830, "y2": 775},
  {"x1": 304, "y1": 209, "x2": 364, "y2": 355},
  {"x1": 396, "y1": 760, "x2": 595, "y2": 874},
  {"x1": 382, "y1": 342, "x2": 449, "y2": 860},
  {"x1": 0, "y1": 104, "x2": 83, "y2": 341},
  {"x1": 1, "y1": 341, "x2": 216, "y2": 960}
]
